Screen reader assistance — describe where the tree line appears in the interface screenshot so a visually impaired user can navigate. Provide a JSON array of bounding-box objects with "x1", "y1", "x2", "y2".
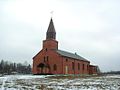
[
  {"x1": 103, "y1": 71, "x2": 120, "y2": 75},
  {"x1": 0, "y1": 60, "x2": 31, "y2": 75}
]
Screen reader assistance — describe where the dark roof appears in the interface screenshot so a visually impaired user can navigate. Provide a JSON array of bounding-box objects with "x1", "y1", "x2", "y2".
[
  {"x1": 56, "y1": 50, "x2": 89, "y2": 62},
  {"x1": 47, "y1": 18, "x2": 56, "y2": 33},
  {"x1": 46, "y1": 18, "x2": 56, "y2": 40}
]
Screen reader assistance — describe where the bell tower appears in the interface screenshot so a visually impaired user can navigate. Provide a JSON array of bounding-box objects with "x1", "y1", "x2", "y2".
[{"x1": 43, "y1": 18, "x2": 58, "y2": 50}]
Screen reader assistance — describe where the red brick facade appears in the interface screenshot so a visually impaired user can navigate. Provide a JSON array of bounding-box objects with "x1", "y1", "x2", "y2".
[
  {"x1": 32, "y1": 18, "x2": 98, "y2": 75},
  {"x1": 89, "y1": 65, "x2": 98, "y2": 75}
]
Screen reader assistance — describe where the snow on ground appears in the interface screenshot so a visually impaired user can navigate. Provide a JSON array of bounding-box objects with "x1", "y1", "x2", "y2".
[{"x1": 0, "y1": 74, "x2": 120, "y2": 90}]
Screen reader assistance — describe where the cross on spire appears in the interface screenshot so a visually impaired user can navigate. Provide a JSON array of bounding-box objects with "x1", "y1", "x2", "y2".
[{"x1": 50, "y1": 11, "x2": 54, "y2": 17}]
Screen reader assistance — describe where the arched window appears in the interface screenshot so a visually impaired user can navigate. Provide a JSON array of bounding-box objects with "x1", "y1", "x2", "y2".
[
  {"x1": 53, "y1": 64, "x2": 57, "y2": 71},
  {"x1": 44, "y1": 57, "x2": 45, "y2": 62},
  {"x1": 47, "y1": 56, "x2": 49, "y2": 62},
  {"x1": 72, "y1": 62, "x2": 74, "y2": 70},
  {"x1": 83, "y1": 64, "x2": 84, "y2": 70},
  {"x1": 78, "y1": 63, "x2": 80, "y2": 70},
  {"x1": 66, "y1": 59, "x2": 68, "y2": 62}
]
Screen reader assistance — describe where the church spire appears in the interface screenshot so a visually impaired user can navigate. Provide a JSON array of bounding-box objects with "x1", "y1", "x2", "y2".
[{"x1": 46, "y1": 18, "x2": 56, "y2": 40}]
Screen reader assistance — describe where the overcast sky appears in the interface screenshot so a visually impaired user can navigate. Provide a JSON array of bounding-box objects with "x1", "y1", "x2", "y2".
[{"x1": 0, "y1": 0, "x2": 120, "y2": 72}]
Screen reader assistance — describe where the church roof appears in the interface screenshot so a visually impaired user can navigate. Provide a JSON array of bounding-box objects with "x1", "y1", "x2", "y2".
[{"x1": 56, "y1": 50, "x2": 89, "y2": 62}]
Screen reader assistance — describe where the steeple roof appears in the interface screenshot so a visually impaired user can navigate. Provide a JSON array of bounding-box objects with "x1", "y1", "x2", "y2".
[
  {"x1": 47, "y1": 18, "x2": 56, "y2": 33},
  {"x1": 46, "y1": 18, "x2": 56, "y2": 40}
]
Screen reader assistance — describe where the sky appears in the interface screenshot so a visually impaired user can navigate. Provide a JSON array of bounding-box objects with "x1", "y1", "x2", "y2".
[{"x1": 0, "y1": 0, "x2": 120, "y2": 72}]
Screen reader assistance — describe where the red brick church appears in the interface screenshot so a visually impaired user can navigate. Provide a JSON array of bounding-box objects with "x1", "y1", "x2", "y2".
[{"x1": 32, "y1": 18, "x2": 99, "y2": 75}]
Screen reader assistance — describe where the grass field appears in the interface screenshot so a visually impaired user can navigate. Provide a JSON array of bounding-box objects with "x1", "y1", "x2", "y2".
[{"x1": 0, "y1": 74, "x2": 120, "y2": 90}]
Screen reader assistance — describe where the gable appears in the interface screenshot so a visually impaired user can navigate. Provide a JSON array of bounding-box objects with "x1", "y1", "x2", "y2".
[{"x1": 33, "y1": 50, "x2": 43, "y2": 59}]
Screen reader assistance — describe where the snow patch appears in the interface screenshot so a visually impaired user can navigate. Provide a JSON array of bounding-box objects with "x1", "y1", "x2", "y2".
[{"x1": 0, "y1": 75, "x2": 120, "y2": 90}]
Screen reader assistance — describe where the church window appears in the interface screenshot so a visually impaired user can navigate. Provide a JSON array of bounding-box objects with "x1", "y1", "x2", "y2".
[
  {"x1": 72, "y1": 62, "x2": 74, "y2": 70},
  {"x1": 44, "y1": 57, "x2": 45, "y2": 62},
  {"x1": 78, "y1": 63, "x2": 80, "y2": 70},
  {"x1": 47, "y1": 56, "x2": 49, "y2": 61},
  {"x1": 66, "y1": 59, "x2": 68, "y2": 62},
  {"x1": 46, "y1": 48, "x2": 47, "y2": 51},
  {"x1": 83, "y1": 64, "x2": 84, "y2": 70},
  {"x1": 53, "y1": 64, "x2": 57, "y2": 71}
]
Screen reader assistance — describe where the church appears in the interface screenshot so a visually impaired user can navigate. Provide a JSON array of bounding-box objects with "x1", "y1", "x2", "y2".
[{"x1": 32, "y1": 18, "x2": 98, "y2": 75}]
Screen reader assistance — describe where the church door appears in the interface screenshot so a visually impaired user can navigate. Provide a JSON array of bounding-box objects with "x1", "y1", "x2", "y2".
[
  {"x1": 65, "y1": 66, "x2": 68, "y2": 74},
  {"x1": 37, "y1": 63, "x2": 45, "y2": 74}
]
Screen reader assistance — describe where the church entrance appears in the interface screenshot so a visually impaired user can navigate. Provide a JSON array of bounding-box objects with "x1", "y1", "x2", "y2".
[
  {"x1": 37, "y1": 63, "x2": 51, "y2": 74},
  {"x1": 37, "y1": 63, "x2": 45, "y2": 74}
]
